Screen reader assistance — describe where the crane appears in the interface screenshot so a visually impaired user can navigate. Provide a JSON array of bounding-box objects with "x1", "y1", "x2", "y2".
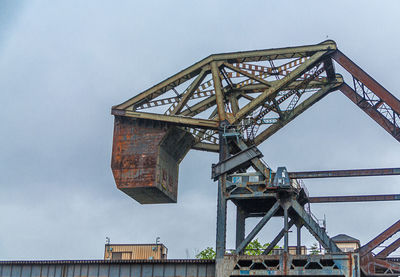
[{"x1": 111, "y1": 40, "x2": 400, "y2": 277}]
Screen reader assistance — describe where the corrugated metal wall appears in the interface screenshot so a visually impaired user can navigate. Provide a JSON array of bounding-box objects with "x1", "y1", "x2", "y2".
[{"x1": 0, "y1": 260, "x2": 215, "y2": 277}]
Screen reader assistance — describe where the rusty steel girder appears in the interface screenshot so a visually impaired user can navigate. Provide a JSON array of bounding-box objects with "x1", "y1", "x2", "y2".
[
  {"x1": 288, "y1": 168, "x2": 400, "y2": 179},
  {"x1": 358, "y1": 220, "x2": 400, "y2": 276},
  {"x1": 331, "y1": 50, "x2": 400, "y2": 142},
  {"x1": 309, "y1": 194, "x2": 400, "y2": 203},
  {"x1": 376, "y1": 238, "x2": 400, "y2": 259},
  {"x1": 359, "y1": 220, "x2": 400, "y2": 257}
]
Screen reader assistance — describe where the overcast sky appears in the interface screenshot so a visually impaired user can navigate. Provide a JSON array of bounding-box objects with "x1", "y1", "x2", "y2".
[{"x1": 1, "y1": 0, "x2": 400, "y2": 260}]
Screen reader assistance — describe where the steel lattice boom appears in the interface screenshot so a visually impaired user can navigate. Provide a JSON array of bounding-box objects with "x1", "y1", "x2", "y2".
[{"x1": 112, "y1": 40, "x2": 400, "y2": 153}]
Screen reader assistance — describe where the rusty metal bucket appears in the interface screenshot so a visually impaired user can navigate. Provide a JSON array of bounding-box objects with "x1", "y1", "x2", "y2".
[{"x1": 111, "y1": 117, "x2": 194, "y2": 204}]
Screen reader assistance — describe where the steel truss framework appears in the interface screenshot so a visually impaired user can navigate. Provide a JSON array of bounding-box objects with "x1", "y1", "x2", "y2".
[
  {"x1": 112, "y1": 40, "x2": 400, "y2": 153},
  {"x1": 212, "y1": 136, "x2": 399, "y2": 277},
  {"x1": 112, "y1": 41, "x2": 400, "y2": 277}
]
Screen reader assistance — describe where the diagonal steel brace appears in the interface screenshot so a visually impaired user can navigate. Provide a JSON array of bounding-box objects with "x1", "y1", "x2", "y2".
[
  {"x1": 291, "y1": 200, "x2": 341, "y2": 253},
  {"x1": 235, "y1": 201, "x2": 280, "y2": 254},
  {"x1": 211, "y1": 145, "x2": 262, "y2": 180},
  {"x1": 234, "y1": 139, "x2": 271, "y2": 179},
  {"x1": 262, "y1": 219, "x2": 295, "y2": 254}
]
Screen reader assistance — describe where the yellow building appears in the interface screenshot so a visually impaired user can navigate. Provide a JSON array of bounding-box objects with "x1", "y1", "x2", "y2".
[
  {"x1": 269, "y1": 246, "x2": 307, "y2": 255},
  {"x1": 104, "y1": 244, "x2": 168, "y2": 260},
  {"x1": 332, "y1": 234, "x2": 360, "y2": 252}
]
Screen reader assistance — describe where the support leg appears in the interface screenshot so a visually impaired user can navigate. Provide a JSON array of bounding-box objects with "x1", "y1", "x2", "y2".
[
  {"x1": 284, "y1": 206, "x2": 289, "y2": 253},
  {"x1": 236, "y1": 201, "x2": 280, "y2": 254},
  {"x1": 216, "y1": 182, "x2": 227, "y2": 259},
  {"x1": 297, "y1": 224, "x2": 302, "y2": 255},
  {"x1": 216, "y1": 125, "x2": 229, "y2": 259},
  {"x1": 236, "y1": 205, "x2": 246, "y2": 254}
]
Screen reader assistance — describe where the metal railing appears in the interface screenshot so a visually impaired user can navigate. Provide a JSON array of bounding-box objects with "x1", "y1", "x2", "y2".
[{"x1": 225, "y1": 246, "x2": 330, "y2": 256}]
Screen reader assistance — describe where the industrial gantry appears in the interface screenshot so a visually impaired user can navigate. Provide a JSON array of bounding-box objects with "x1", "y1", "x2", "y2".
[{"x1": 110, "y1": 41, "x2": 400, "y2": 277}]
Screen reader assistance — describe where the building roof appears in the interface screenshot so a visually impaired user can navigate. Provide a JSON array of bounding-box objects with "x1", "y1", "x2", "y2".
[
  {"x1": 0, "y1": 259, "x2": 214, "y2": 265},
  {"x1": 106, "y1": 243, "x2": 167, "y2": 247},
  {"x1": 332, "y1": 234, "x2": 360, "y2": 243}
]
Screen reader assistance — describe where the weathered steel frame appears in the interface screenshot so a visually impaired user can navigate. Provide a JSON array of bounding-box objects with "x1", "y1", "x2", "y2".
[
  {"x1": 215, "y1": 137, "x2": 342, "y2": 260},
  {"x1": 376, "y1": 238, "x2": 400, "y2": 259},
  {"x1": 309, "y1": 194, "x2": 400, "y2": 203},
  {"x1": 235, "y1": 201, "x2": 280, "y2": 254},
  {"x1": 358, "y1": 220, "x2": 400, "y2": 276},
  {"x1": 112, "y1": 41, "x2": 400, "y2": 154},
  {"x1": 359, "y1": 220, "x2": 400, "y2": 257},
  {"x1": 115, "y1": 41, "x2": 337, "y2": 110},
  {"x1": 112, "y1": 41, "x2": 351, "y2": 153},
  {"x1": 111, "y1": 41, "x2": 400, "y2": 277},
  {"x1": 288, "y1": 167, "x2": 400, "y2": 179},
  {"x1": 253, "y1": 81, "x2": 341, "y2": 145},
  {"x1": 220, "y1": 253, "x2": 359, "y2": 277},
  {"x1": 332, "y1": 50, "x2": 400, "y2": 142}
]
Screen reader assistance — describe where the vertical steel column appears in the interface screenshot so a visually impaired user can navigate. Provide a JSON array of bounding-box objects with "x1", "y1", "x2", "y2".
[
  {"x1": 216, "y1": 123, "x2": 229, "y2": 260},
  {"x1": 236, "y1": 205, "x2": 246, "y2": 254},
  {"x1": 297, "y1": 225, "x2": 302, "y2": 254},
  {"x1": 284, "y1": 206, "x2": 289, "y2": 253}
]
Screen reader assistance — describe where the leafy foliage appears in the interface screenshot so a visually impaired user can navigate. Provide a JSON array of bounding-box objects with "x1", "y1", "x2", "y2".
[
  {"x1": 196, "y1": 239, "x2": 279, "y2": 259},
  {"x1": 195, "y1": 247, "x2": 216, "y2": 259},
  {"x1": 309, "y1": 242, "x2": 321, "y2": 255},
  {"x1": 244, "y1": 238, "x2": 276, "y2": 255}
]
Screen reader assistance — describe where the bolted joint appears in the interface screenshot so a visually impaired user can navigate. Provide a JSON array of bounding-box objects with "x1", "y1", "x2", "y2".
[{"x1": 218, "y1": 120, "x2": 231, "y2": 130}]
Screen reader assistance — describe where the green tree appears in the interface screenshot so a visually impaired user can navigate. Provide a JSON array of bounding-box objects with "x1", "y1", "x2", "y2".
[
  {"x1": 245, "y1": 238, "x2": 265, "y2": 255},
  {"x1": 309, "y1": 242, "x2": 321, "y2": 255},
  {"x1": 196, "y1": 239, "x2": 279, "y2": 259},
  {"x1": 195, "y1": 247, "x2": 216, "y2": 259}
]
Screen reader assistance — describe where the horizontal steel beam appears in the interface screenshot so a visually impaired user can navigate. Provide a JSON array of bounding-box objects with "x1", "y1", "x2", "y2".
[
  {"x1": 227, "y1": 192, "x2": 278, "y2": 200},
  {"x1": 213, "y1": 40, "x2": 336, "y2": 63},
  {"x1": 309, "y1": 194, "x2": 400, "y2": 203},
  {"x1": 288, "y1": 167, "x2": 400, "y2": 179},
  {"x1": 112, "y1": 109, "x2": 219, "y2": 129},
  {"x1": 191, "y1": 142, "x2": 219, "y2": 152}
]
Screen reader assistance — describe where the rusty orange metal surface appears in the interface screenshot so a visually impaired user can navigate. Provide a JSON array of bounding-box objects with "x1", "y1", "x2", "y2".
[{"x1": 111, "y1": 117, "x2": 194, "y2": 204}]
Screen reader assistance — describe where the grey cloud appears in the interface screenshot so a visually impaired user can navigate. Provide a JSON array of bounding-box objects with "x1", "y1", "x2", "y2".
[{"x1": 0, "y1": 0, "x2": 399, "y2": 260}]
